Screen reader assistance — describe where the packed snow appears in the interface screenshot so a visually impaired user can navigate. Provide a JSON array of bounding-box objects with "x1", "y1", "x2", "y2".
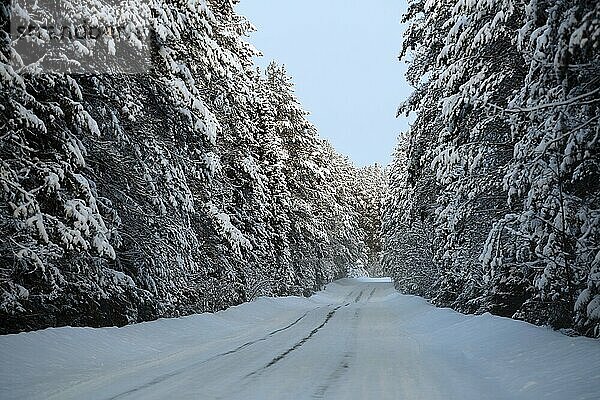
[{"x1": 1, "y1": 278, "x2": 599, "y2": 400}]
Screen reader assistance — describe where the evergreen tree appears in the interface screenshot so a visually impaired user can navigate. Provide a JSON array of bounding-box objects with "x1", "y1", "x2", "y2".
[
  {"x1": 0, "y1": 0, "x2": 378, "y2": 333},
  {"x1": 385, "y1": 0, "x2": 600, "y2": 336}
]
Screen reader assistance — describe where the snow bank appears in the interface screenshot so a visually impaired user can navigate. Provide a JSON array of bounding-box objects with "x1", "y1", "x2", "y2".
[{"x1": 0, "y1": 279, "x2": 598, "y2": 400}]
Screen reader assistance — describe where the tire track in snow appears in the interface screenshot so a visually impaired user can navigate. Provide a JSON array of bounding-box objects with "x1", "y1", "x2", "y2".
[
  {"x1": 204, "y1": 307, "x2": 319, "y2": 358},
  {"x1": 104, "y1": 307, "x2": 320, "y2": 400},
  {"x1": 311, "y1": 309, "x2": 360, "y2": 399},
  {"x1": 344, "y1": 289, "x2": 357, "y2": 303},
  {"x1": 367, "y1": 287, "x2": 376, "y2": 301},
  {"x1": 354, "y1": 290, "x2": 364, "y2": 303},
  {"x1": 312, "y1": 353, "x2": 353, "y2": 399},
  {"x1": 244, "y1": 305, "x2": 343, "y2": 379}
]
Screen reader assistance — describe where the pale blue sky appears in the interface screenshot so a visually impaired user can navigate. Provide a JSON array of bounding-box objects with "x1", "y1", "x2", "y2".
[{"x1": 235, "y1": 0, "x2": 413, "y2": 166}]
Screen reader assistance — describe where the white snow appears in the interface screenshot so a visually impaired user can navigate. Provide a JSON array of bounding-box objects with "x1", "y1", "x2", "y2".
[
  {"x1": 1, "y1": 278, "x2": 599, "y2": 400},
  {"x1": 209, "y1": 204, "x2": 252, "y2": 254}
]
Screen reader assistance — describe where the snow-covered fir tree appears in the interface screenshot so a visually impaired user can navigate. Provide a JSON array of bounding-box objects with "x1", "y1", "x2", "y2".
[
  {"x1": 0, "y1": 0, "x2": 378, "y2": 333},
  {"x1": 384, "y1": 0, "x2": 600, "y2": 336},
  {"x1": 354, "y1": 164, "x2": 385, "y2": 276},
  {"x1": 381, "y1": 134, "x2": 437, "y2": 296},
  {"x1": 500, "y1": 0, "x2": 600, "y2": 333}
]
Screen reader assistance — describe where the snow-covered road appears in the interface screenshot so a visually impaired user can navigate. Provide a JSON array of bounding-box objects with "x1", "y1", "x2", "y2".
[{"x1": 1, "y1": 278, "x2": 599, "y2": 400}]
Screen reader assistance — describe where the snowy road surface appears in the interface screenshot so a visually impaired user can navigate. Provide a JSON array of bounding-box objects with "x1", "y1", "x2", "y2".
[{"x1": 1, "y1": 278, "x2": 600, "y2": 400}]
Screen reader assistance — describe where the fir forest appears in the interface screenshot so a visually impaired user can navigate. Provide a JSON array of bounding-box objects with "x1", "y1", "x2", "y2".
[{"x1": 1, "y1": 1, "x2": 599, "y2": 399}]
